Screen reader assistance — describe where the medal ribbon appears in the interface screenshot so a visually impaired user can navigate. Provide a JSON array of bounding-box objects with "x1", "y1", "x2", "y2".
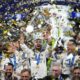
[
  {"x1": 35, "y1": 53, "x2": 40, "y2": 65},
  {"x1": 9, "y1": 54, "x2": 16, "y2": 71}
]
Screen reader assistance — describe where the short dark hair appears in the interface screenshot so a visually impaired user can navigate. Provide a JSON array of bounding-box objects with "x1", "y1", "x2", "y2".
[
  {"x1": 73, "y1": 66, "x2": 80, "y2": 71},
  {"x1": 69, "y1": 39, "x2": 77, "y2": 46},
  {"x1": 21, "y1": 68, "x2": 31, "y2": 75},
  {"x1": 7, "y1": 63, "x2": 14, "y2": 68}
]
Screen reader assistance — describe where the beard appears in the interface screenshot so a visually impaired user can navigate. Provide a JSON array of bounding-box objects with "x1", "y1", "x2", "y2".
[
  {"x1": 35, "y1": 45, "x2": 42, "y2": 50},
  {"x1": 5, "y1": 72, "x2": 12, "y2": 78},
  {"x1": 72, "y1": 76, "x2": 80, "y2": 80}
]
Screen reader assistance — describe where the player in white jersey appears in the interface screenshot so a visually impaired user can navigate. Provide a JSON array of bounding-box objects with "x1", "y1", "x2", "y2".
[{"x1": 20, "y1": 38, "x2": 49, "y2": 79}]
